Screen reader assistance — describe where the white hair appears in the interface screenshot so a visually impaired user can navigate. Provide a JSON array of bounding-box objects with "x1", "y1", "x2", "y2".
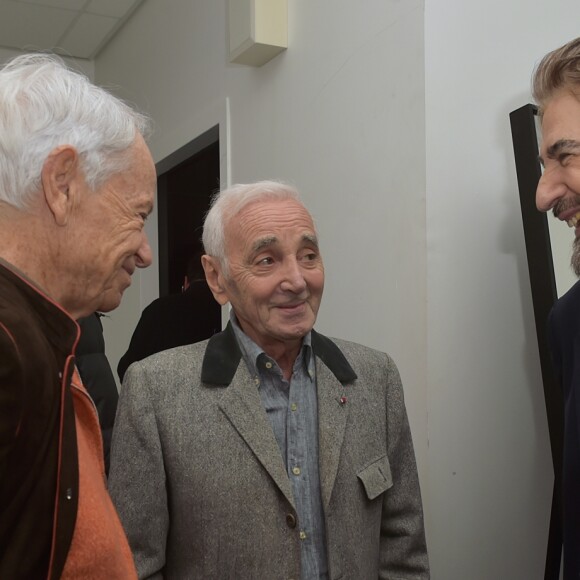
[
  {"x1": 0, "y1": 53, "x2": 151, "y2": 209},
  {"x1": 202, "y1": 180, "x2": 305, "y2": 275}
]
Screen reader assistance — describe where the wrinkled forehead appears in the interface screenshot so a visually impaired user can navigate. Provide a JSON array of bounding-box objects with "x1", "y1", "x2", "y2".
[
  {"x1": 225, "y1": 198, "x2": 316, "y2": 238},
  {"x1": 541, "y1": 89, "x2": 580, "y2": 126}
]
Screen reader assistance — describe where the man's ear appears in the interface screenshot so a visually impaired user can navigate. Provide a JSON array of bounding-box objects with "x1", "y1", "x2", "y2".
[
  {"x1": 202, "y1": 255, "x2": 229, "y2": 306},
  {"x1": 41, "y1": 145, "x2": 80, "y2": 226}
]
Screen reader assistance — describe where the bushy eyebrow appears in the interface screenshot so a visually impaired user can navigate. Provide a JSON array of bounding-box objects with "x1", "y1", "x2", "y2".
[
  {"x1": 250, "y1": 233, "x2": 319, "y2": 255},
  {"x1": 539, "y1": 139, "x2": 580, "y2": 166},
  {"x1": 302, "y1": 233, "x2": 319, "y2": 248},
  {"x1": 251, "y1": 236, "x2": 277, "y2": 254}
]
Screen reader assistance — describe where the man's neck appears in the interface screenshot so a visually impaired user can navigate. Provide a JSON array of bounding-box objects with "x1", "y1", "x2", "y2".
[{"x1": 0, "y1": 206, "x2": 59, "y2": 306}]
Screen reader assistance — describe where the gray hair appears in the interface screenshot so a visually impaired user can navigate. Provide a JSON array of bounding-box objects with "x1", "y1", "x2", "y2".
[
  {"x1": 533, "y1": 36, "x2": 580, "y2": 112},
  {"x1": 0, "y1": 53, "x2": 151, "y2": 209},
  {"x1": 202, "y1": 180, "x2": 305, "y2": 274}
]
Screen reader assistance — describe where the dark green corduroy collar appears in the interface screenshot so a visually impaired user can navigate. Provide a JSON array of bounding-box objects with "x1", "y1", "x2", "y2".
[{"x1": 201, "y1": 322, "x2": 357, "y2": 386}]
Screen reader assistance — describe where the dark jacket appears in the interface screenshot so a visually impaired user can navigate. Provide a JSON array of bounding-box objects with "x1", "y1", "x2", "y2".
[
  {"x1": 117, "y1": 281, "x2": 221, "y2": 382},
  {"x1": 0, "y1": 261, "x2": 79, "y2": 580},
  {"x1": 548, "y1": 279, "x2": 580, "y2": 580},
  {"x1": 76, "y1": 313, "x2": 118, "y2": 475}
]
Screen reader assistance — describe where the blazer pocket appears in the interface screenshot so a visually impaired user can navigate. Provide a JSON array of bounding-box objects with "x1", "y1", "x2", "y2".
[{"x1": 357, "y1": 455, "x2": 393, "y2": 500}]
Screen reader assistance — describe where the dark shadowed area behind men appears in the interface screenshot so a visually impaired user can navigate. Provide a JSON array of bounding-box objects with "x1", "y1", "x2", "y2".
[{"x1": 117, "y1": 253, "x2": 221, "y2": 382}]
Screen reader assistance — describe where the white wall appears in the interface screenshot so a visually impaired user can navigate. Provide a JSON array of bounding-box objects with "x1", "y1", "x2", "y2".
[
  {"x1": 425, "y1": 1, "x2": 580, "y2": 578},
  {"x1": 92, "y1": 0, "x2": 579, "y2": 578}
]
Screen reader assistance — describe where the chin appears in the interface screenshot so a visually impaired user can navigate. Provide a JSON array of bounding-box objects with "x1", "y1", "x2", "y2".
[
  {"x1": 96, "y1": 291, "x2": 123, "y2": 313},
  {"x1": 280, "y1": 323, "x2": 315, "y2": 340}
]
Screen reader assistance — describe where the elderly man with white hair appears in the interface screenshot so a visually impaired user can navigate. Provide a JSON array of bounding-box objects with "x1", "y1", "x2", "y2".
[
  {"x1": 0, "y1": 54, "x2": 156, "y2": 579},
  {"x1": 110, "y1": 180, "x2": 429, "y2": 580}
]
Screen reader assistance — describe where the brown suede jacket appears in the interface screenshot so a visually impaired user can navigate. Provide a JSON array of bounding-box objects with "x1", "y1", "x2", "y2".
[{"x1": 0, "y1": 261, "x2": 79, "y2": 579}]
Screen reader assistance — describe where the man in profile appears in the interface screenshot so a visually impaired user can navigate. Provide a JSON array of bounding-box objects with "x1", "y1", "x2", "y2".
[
  {"x1": 110, "y1": 180, "x2": 429, "y2": 579},
  {"x1": 0, "y1": 54, "x2": 156, "y2": 578},
  {"x1": 534, "y1": 36, "x2": 580, "y2": 579}
]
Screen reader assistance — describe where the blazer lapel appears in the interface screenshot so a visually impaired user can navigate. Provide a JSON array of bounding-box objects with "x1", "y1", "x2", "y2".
[
  {"x1": 316, "y1": 358, "x2": 351, "y2": 509},
  {"x1": 207, "y1": 326, "x2": 358, "y2": 512},
  {"x1": 218, "y1": 363, "x2": 296, "y2": 510}
]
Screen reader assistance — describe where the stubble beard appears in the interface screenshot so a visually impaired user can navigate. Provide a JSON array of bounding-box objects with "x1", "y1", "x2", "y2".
[{"x1": 553, "y1": 197, "x2": 580, "y2": 277}]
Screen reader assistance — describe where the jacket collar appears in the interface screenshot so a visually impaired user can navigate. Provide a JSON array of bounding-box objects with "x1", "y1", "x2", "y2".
[
  {"x1": 201, "y1": 322, "x2": 357, "y2": 386},
  {"x1": 0, "y1": 260, "x2": 79, "y2": 355}
]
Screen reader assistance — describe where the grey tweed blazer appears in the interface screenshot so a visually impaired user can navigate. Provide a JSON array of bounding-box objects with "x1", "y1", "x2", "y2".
[{"x1": 108, "y1": 324, "x2": 429, "y2": 580}]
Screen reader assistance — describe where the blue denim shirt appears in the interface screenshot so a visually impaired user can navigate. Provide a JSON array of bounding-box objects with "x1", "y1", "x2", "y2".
[{"x1": 231, "y1": 314, "x2": 328, "y2": 580}]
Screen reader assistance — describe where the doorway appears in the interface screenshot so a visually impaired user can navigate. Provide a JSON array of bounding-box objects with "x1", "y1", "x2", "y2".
[{"x1": 156, "y1": 125, "x2": 222, "y2": 332}]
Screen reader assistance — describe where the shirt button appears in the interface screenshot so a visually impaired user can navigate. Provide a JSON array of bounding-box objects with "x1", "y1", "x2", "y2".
[
  {"x1": 254, "y1": 378, "x2": 260, "y2": 386},
  {"x1": 299, "y1": 530, "x2": 307, "y2": 540},
  {"x1": 292, "y1": 466, "x2": 301, "y2": 476},
  {"x1": 291, "y1": 403, "x2": 297, "y2": 412},
  {"x1": 286, "y1": 513, "x2": 297, "y2": 528},
  {"x1": 265, "y1": 361, "x2": 273, "y2": 369},
  {"x1": 65, "y1": 488, "x2": 73, "y2": 500}
]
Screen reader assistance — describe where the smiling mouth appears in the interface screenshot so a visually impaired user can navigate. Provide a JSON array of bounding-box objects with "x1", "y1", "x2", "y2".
[
  {"x1": 276, "y1": 302, "x2": 305, "y2": 311},
  {"x1": 568, "y1": 212, "x2": 580, "y2": 228}
]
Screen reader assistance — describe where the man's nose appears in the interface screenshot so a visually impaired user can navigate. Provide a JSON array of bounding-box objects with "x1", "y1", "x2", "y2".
[
  {"x1": 135, "y1": 231, "x2": 153, "y2": 268},
  {"x1": 536, "y1": 168, "x2": 567, "y2": 212},
  {"x1": 280, "y1": 258, "x2": 307, "y2": 293}
]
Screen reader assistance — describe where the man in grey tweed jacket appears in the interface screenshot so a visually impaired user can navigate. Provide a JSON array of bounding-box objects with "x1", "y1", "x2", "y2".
[{"x1": 109, "y1": 180, "x2": 429, "y2": 580}]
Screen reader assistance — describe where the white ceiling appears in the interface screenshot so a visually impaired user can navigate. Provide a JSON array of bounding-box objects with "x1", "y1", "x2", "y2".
[{"x1": 0, "y1": 0, "x2": 145, "y2": 60}]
